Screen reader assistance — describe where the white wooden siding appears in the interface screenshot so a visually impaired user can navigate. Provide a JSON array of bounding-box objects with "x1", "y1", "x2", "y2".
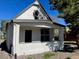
[
  {"x1": 6, "y1": 24, "x2": 13, "y2": 50},
  {"x1": 16, "y1": 5, "x2": 44, "y2": 20}
]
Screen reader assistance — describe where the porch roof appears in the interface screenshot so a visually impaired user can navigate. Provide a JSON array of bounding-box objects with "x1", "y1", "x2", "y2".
[
  {"x1": 13, "y1": 19, "x2": 52, "y2": 23},
  {"x1": 13, "y1": 19, "x2": 61, "y2": 28},
  {"x1": 13, "y1": 19, "x2": 66, "y2": 27}
]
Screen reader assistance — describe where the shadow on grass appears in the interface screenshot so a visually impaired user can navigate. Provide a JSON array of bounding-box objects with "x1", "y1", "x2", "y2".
[
  {"x1": 59, "y1": 44, "x2": 78, "y2": 53},
  {"x1": 63, "y1": 45, "x2": 76, "y2": 52}
]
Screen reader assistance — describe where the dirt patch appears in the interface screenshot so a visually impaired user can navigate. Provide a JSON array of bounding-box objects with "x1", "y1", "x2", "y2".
[
  {"x1": 17, "y1": 51, "x2": 79, "y2": 59},
  {"x1": 0, "y1": 40, "x2": 79, "y2": 59}
]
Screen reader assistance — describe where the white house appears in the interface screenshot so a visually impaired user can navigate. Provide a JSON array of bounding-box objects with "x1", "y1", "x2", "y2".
[{"x1": 6, "y1": 0, "x2": 66, "y2": 56}]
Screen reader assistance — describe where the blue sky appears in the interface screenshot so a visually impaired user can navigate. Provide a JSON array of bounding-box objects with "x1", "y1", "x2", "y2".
[{"x1": 0, "y1": 0, "x2": 59, "y2": 20}]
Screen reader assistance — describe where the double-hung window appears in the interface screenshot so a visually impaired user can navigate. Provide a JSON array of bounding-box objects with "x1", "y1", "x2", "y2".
[{"x1": 41, "y1": 29, "x2": 50, "y2": 42}]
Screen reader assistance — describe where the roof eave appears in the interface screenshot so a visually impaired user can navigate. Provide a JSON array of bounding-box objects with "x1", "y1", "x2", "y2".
[{"x1": 53, "y1": 22, "x2": 66, "y2": 27}]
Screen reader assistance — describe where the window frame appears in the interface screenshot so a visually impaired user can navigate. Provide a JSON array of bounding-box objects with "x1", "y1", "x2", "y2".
[{"x1": 41, "y1": 28, "x2": 50, "y2": 42}]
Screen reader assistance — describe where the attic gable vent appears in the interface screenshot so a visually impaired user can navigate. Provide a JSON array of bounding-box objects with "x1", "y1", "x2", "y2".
[
  {"x1": 33, "y1": 10, "x2": 39, "y2": 19},
  {"x1": 33, "y1": 10, "x2": 47, "y2": 20}
]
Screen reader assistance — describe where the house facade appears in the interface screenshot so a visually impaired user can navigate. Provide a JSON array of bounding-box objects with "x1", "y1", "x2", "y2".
[{"x1": 6, "y1": 0, "x2": 65, "y2": 56}]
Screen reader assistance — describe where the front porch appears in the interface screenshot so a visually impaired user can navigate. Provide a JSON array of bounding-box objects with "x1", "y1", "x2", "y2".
[{"x1": 12, "y1": 22, "x2": 64, "y2": 56}]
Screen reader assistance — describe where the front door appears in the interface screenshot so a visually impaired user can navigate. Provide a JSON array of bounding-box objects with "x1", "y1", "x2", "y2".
[{"x1": 25, "y1": 30, "x2": 32, "y2": 42}]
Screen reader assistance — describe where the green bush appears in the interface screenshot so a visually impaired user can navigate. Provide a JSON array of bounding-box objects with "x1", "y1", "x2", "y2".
[{"x1": 43, "y1": 52, "x2": 55, "y2": 59}]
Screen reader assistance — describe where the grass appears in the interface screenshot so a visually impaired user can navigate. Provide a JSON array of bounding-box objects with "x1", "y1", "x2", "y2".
[
  {"x1": 26, "y1": 56, "x2": 32, "y2": 59},
  {"x1": 43, "y1": 52, "x2": 55, "y2": 59}
]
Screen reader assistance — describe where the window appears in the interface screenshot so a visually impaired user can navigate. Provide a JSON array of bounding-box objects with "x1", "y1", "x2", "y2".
[
  {"x1": 41, "y1": 29, "x2": 50, "y2": 42},
  {"x1": 25, "y1": 30, "x2": 32, "y2": 42}
]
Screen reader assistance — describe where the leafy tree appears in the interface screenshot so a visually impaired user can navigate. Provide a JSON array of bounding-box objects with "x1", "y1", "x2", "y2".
[
  {"x1": 49, "y1": 0, "x2": 79, "y2": 25},
  {"x1": 49, "y1": 0, "x2": 79, "y2": 47},
  {"x1": 1, "y1": 20, "x2": 9, "y2": 39}
]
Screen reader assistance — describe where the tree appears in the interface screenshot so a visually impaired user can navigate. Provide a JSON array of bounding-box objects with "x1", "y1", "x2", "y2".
[
  {"x1": 49, "y1": 0, "x2": 79, "y2": 25},
  {"x1": 49, "y1": 0, "x2": 79, "y2": 47},
  {"x1": 1, "y1": 20, "x2": 9, "y2": 39}
]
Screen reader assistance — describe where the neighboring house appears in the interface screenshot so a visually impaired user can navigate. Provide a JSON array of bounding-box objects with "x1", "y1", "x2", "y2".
[{"x1": 6, "y1": 0, "x2": 66, "y2": 56}]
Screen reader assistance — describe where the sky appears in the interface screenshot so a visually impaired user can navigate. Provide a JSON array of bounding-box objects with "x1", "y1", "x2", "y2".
[{"x1": 0, "y1": 0, "x2": 59, "y2": 20}]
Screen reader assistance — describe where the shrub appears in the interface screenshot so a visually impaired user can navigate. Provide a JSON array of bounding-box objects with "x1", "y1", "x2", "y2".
[{"x1": 43, "y1": 52, "x2": 55, "y2": 59}]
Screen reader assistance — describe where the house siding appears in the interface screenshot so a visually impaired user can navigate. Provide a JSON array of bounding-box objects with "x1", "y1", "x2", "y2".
[
  {"x1": 6, "y1": 23, "x2": 13, "y2": 51},
  {"x1": 13, "y1": 23, "x2": 20, "y2": 54},
  {"x1": 19, "y1": 26, "x2": 41, "y2": 42},
  {"x1": 12, "y1": 25, "x2": 53, "y2": 56},
  {"x1": 16, "y1": 5, "x2": 44, "y2": 20},
  {"x1": 15, "y1": 42, "x2": 50, "y2": 56}
]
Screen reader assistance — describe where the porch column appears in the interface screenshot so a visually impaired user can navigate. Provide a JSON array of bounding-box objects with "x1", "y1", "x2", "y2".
[
  {"x1": 13, "y1": 23, "x2": 20, "y2": 55},
  {"x1": 59, "y1": 28, "x2": 64, "y2": 50}
]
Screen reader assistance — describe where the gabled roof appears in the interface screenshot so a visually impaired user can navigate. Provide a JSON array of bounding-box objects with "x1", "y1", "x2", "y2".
[
  {"x1": 13, "y1": 0, "x2": 52, "y2": 21},
  {"x1": 13, "y1": 2, "x2": 36, "y2": 20},
  {"x1": 13, "y1": 0, "x2": 66, "y2": 27},
  {"x1": 50, "y1": 16, "x2": 67, "y2": 27}
]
